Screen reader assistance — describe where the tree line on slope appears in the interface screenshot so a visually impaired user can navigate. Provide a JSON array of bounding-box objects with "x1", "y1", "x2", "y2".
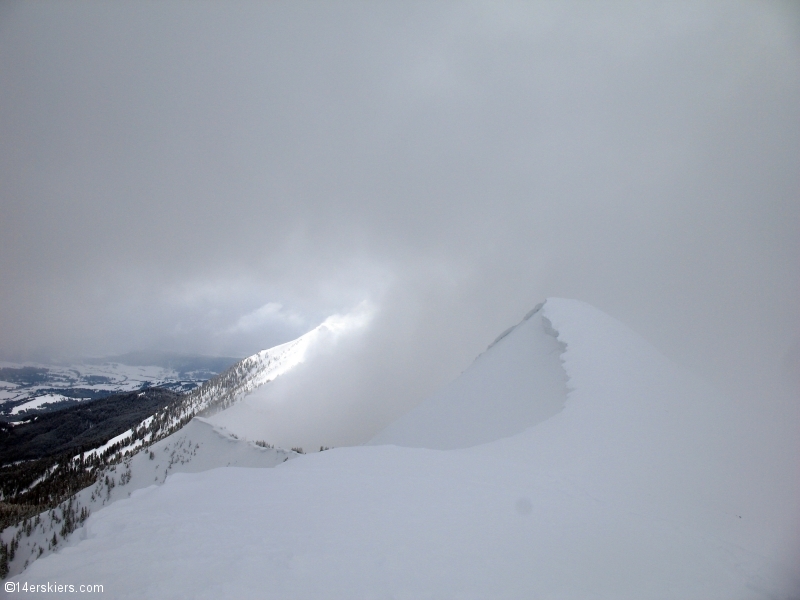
[
  {"x1": 0, "y1": 389, "x2": 181, "y2": 531},
  {"x1": 0, "y1": 353, "x2": 266, "y2": 562}
]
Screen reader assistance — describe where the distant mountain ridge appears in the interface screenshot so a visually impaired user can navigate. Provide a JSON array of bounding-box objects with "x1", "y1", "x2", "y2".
[
  {"x1": 82, "y1": 352, "x2": 241, "y2": 378},
  {"x1": 0, "y1": 353, "x2": 240, "y2": 419}
]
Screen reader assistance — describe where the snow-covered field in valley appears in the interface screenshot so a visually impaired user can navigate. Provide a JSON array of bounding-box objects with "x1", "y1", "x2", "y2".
[
  {"x1": 4, "y1": 299, "x2": 798, "y2": 599},
  {"x1": 0, "y1": 359, "x2": 232, "y2": 418}
]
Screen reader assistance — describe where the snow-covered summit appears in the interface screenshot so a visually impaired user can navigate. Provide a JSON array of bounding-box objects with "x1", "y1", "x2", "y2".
[{"x1": 369, "y1": 302, "x2": 567, "y2": 449}]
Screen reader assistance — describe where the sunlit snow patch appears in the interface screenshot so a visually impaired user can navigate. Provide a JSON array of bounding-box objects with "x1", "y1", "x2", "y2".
[
  {"x1": 237, "y1": 301, "x2": 374, "y2": 392},
  {"x1": 204, "y1": 302, "x2": 374, "y2": 443}
]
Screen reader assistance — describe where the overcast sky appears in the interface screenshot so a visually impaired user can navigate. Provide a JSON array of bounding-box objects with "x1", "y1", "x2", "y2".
[{"x1": 1, "y1": 1, "x2": 798, "y2": 436}]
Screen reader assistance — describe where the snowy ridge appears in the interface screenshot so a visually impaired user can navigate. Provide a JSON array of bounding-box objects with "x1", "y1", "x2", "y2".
[
  {"x1": 6, "y1": 299, "x2": 797, "y2": 598},
  {"x1": 369, "y1": 302, "x2": 567, "y2": 449},
  {"x1": 182, "y1": 333, "x2": 312, "y2": 418},
  {"x1": 0, "y1": 311, "x2": 367, "y2": 578},
  {"x1": 89, "y1": 310, "x2": 369, "y2": 463},
  {"x1": 31, "y1": 303, "x2": 372, "y2": 502},
  {"x1": 176, "y1": 308, "x2": 370, "y2": 423}
]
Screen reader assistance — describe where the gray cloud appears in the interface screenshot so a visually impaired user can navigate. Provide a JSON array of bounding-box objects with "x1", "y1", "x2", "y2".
[{"x1": 1, "y1": 2, "x2": 798, "y2": 436}]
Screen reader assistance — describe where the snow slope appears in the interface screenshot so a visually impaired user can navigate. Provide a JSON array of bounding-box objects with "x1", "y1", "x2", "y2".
[
  {"x1": 204, "y1": 306, "x2": 372, "y2": 447},
  {"x1": 369, "y1": 303, "x2": 567, "y2": 449},
  {"x1": 6, "y1": 299, "x2": 798, "y2": 599},
  {"x1": 0, "y1": 419, "x2": 296, "y2": 579},
  {"x1": 158, "y1": 307, "x2": 372, "y2": 431}
]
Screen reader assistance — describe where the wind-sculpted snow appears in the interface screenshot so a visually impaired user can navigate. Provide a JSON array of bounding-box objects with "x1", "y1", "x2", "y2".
[
  {"x1": 5, "y1": 299, "x2": 798, "y2": 599},
  {"x1": 369, "y1": 304, "x2": 568, "y2": 449}
]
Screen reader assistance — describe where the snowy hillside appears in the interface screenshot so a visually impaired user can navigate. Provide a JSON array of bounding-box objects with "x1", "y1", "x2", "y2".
[
  {"x1": 0, "y1": 305, "x2": 367, "y2": 570},
  {"x1": 5, "y1": 299, "x2": 798, "y2": 598},
  {"x1": 0, "y1": 419, "x2": 296, "y2": 578},
  {"x1": 203, "y1": 305, "x2": 374, "y2": 449}
]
